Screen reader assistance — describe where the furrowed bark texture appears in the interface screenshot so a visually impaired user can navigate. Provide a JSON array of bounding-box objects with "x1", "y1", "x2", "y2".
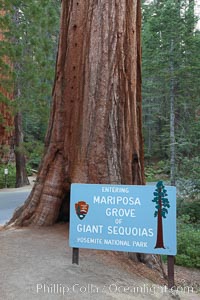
[
  {"x1": 0, "y1": 10, "x2": 14, "y2": 163},
  {"x1": 8, "y1": 0, "x2": 144, "y2": 226},
  {"x1": 0, "y1": 100, "x2": 14, "y2": 163}
]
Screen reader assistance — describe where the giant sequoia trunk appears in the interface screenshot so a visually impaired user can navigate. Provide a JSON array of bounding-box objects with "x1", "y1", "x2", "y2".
[
  {"x1": 9, "y1": 0, "x2": 144, "y2": 226},
  {"x1": 0, "y1": 101, "x2": 14, "y2": 164},
  {"x1": 0, "y1": 10, "x2": 14, "y2": 164}
]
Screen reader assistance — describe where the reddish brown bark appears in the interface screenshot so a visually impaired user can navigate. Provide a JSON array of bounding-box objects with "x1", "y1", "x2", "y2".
[
  {"x1": 0, "y1": 101, "x2": 14, "y2": 163},
  {"x1": 0, "y1": 11, "x2": 14, "y2": 164},
  {"x1": 8, "y1": 0, "x2": 144, "y2": 226}
]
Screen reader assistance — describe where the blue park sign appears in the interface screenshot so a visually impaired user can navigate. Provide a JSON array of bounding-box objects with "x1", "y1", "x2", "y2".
[{"x1": 69, "y1": 183, "x2": 177, "y2": 255}]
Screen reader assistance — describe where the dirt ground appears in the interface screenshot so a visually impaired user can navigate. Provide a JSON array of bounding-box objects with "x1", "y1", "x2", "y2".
[{"x1": 0, "y1": 223, "x2": 199, "y2": 300}]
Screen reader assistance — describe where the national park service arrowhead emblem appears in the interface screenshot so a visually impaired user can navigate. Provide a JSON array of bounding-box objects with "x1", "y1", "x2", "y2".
[{"x1": 75, "y1": 201, "x2": 89, "y2": 220}]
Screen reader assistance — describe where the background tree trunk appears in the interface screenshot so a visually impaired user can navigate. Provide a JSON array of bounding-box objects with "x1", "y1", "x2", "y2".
[
  {"x1": 14, "y1": 111, "x2": 30, "y2": 187},
  {"x1": 170, "y1": 39, "x2": 176, "y2": 186},
  {"x1": 8, "y1": 0, "x2": 144, "y2": 226}
]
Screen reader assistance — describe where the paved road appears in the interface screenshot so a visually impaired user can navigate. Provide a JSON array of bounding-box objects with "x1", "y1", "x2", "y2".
[
  {"x1": 0, "y1": 181, "x2": 172, "y2": 226},
  {"x1": 0, "y1": 190, "x2": 31, "y2": 225}
]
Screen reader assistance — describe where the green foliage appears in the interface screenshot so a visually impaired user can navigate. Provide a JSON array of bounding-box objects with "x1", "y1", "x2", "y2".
[
  {"x1": 0, "y1": 162, "x2": 34, "y2": 188},
  {"x1": 177, "y1": 157, "x2": 200, "y2": 181},
  {"x1": 176, "y1": 216, "x2": 200, "y2": 268},
  {"x1": 178, "y1": 201, "x2": 200, "y2": 224},
  {"x1": 176, "y1": 154, "x2": 200, "y2": 225},
  {"x1": 0, "y1": 164, "x2": 16, "y2": 188},
  {"x1": 145, "y1": 160, "x2": 170, "y2": 182},
  {"x1": 177, "y1": 178, "x2": 200, "y2": 224},
  {"x1": 161, "y1": 216, "x2": 200, "y2": 268},
  {"x1": 24, "y1": 140, "x2": 44, "y2": 169},
  {"x1": 0, "y1": 145, "x2": 10, "y2": 161},
  {"x1": 0, "y1": 0, "x2": 60, "y2": 147},
  {"x1": 142, "y1": 0, "x2": 200, "y2": 167},
  {"x1": 145, "y1": 166, "x2": 158, "y2": 182}
]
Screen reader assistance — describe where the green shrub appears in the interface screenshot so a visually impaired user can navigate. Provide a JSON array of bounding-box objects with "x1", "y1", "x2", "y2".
[
  {"x1": 176, "y1": 215, "x2": 200, "y2": 268},
  {"x1": 162, "y1": 216, "x2": 200, "y2": 268},
  {"x1": 178, "y1": 200, "x2": 200, "y2": 224},
  {"x1": 177, "y1": 156, "x2": 200, "y2": 180},
  {"x1": 145, "y1": 165, "x2": 157, "y2": 181},
  {"x1": 0, "y1": 164, "x2": 16, "y2": 189},
  {"x1": 24, "y1": 140, "x2": 44, "y2": 169},
  {"x1": 145, "y1": 160, "x2": 170, "y2": 182}
]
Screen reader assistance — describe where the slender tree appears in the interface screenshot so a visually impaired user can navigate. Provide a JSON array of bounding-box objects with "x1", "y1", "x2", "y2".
[
  {"x1": 12, "y1": 6, "x2": 30, "y2": 187},
  {"x1": 142, "y1": 0, "x2": 200, "y2": 168},
  {"x1": 8, "y1": 0, "x2": 144, "y2": 226},
  {"x1": 1, "y1": 1, "x2": 60, "y2": 185},
  {"x1": 14, "y1": 112, "x2": 30, "y2": 187},
  {"x1": 169, "y1": 38, "x2": 175, "y2": 186}
]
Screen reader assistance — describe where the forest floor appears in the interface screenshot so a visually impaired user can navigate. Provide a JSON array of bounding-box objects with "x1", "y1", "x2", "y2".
[{"x1": 0, "y1": 223, "x2": 199, "y2": 300}]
